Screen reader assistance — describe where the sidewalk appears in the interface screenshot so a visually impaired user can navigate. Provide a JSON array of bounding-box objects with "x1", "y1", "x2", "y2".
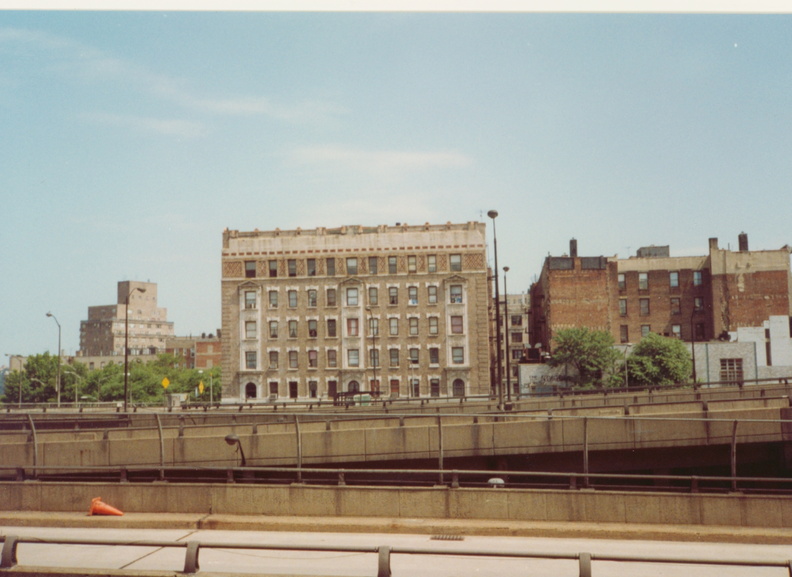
[{"x1": 2, "y1": 511, "x2": 791, "y2": 545}]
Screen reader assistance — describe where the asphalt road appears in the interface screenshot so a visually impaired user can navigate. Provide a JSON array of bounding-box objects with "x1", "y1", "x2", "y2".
[{"x1": 3, "y1": 525, "x2": 792, "y2": 577}]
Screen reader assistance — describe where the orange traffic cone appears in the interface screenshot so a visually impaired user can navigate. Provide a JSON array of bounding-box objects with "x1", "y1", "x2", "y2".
[{"x1": 89, "y1": 497, "x2": 124, "y2": 516}]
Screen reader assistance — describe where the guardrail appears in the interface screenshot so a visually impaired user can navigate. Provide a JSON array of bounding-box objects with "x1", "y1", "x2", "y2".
[
  {"x1": 2, "y1": 534, "x2": 790, "y2": 576},
  {"x1": 3, "y1": 463, "x2": 792, "y2": 495}
]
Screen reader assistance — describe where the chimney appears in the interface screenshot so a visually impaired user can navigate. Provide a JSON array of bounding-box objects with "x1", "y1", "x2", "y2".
[
  {"x1": 570, "y1": 238, "x2": 578, "y2": 259},
  {"x1": 738, "y1": 232, "x2": 749, "y2": 252},
  {"x1": 709, "y1": 238, "x2": 719, "y2": 251}
]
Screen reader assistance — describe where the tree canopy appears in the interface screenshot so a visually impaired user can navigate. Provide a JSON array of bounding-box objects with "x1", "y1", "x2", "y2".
[
  {"x1": 1, "y1": 353, "x2": 220, "y2": 407},
  {"x1": 626, "y1": 333, "x2": 692, "y2": 388},
  {"x1": 549, "y1": 327, "x2": 621, "y2": 388}
]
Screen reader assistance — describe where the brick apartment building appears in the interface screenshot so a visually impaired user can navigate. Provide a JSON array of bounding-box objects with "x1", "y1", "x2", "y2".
[
  {"x1": 220, "y1": 222, "x2": 491, "y2": 403},
  {"x1": 529, "y1": 234, "x2": 792, "y2": 351}
]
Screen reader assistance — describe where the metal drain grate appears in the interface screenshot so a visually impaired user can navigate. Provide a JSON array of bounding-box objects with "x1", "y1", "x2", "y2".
[{"x1": 430, "y1": 535, "x2": 464, "y2": 541}]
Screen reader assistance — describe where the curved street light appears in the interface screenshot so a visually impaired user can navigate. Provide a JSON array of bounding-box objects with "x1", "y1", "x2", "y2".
[
  {"x1": 46, "y1": 312, "x2": 61, "y2": 408},
  {"x1": 224, "y1": 433, "x2": 247, "y2": 466}
]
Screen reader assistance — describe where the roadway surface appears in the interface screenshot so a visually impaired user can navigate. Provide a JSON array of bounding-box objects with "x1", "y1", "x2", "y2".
[{"x1": 2, "y1": 515, "x2": 792, "y2": 576}]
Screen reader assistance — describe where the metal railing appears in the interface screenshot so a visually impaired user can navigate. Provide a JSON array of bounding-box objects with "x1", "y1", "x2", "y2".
[{"x1": 1, "y1": 534, "x2": 790, "y2": 576}]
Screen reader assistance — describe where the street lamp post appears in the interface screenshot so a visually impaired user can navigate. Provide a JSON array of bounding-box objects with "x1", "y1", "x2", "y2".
[
  {"x1": 46, "y1": 312, "x2": 61, "y2": 407},
  {"x1": 503, "y1": 266, "x2": 511, "y2": 403},
  {"x1": 63, "y1": 368, "x2": 83, "y2": 408},
  {"x1": 367, "y1": 307, "x2": 378, "y2": 397},
  {"x1": 488, "y1": 210, "x2": 503, "y2": 410},
  {"x1": 124, "y1": 286, "x2": 146, "y2": 412},
  {"x1": 690, "y1": 310, "x2": 698, "y2": 384}
]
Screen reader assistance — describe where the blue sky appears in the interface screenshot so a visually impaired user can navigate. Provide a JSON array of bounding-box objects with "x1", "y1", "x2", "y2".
[{"x1": 2, "y1": 10, "x2": 791, "y2": 359}]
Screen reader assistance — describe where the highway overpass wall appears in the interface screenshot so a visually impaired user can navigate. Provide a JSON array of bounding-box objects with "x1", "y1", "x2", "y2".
[{"x1": 2, "y1": 482, "x2": 791, "y2": 529}]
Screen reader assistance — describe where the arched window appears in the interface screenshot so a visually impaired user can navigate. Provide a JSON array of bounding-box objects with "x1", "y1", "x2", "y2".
[
  {"x1": 348, "y1": 380, "x2": 360, "y2": 393},
  {"x1": 245, "y1": 382, "x2": 257, "y2": 399},
  {"x1": 452, "y1": 379, "x2": 465, "y2": 397}
]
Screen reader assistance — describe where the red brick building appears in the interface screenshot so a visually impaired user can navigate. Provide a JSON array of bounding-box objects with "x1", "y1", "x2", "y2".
[{"x1": 529, "y1": 234, "x2": 792, "y2": 351}]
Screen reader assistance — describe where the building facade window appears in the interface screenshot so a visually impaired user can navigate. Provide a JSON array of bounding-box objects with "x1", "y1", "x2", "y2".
[
  {"x1": 326, "y1": 288, "x2": 337, "y2": 307},
  {"x1": 639, "y1": 298, "x2": 650, "y2": 316},
  {"x1": 308, "y1": 319, "x2": 318, "y2": 338},
  {"x1": 245, "y1": 321, "x2": 257, "y2": 339},
  {"x1": 428, "y1": 316, "x2": 439, "y2": 335},
  {"x1": 308, "y1": 350, "x2": 318, "y2": 368},
  {"x1": 268, "y1": 351, "x2": 278, "y2": 369},
  {"x1": 368, "y1": 317, "x2": 379, "y2": 336},
  {"x1": 308, "y1": 290, "x2": 317, "y2": 307},
  {"x1": 693, "y1": 270, "x2": 703, "y2": 286},
  {"x1": 409, "y1": 317, "x2": 419, "y2": 336},
  {"x1": 641, "y1": 325, "x2": 651, "y2": 338},
  {"x1": 346, "y1": 287, "x2": 359, "y2": 306},
  {"x1": 388, "y1": 286, "x2": 398, "y2": 305},
  {"x1": 694, "y1": 297, "x2": 704, "y2": 311},
  {"x1": 388, "y1": 256, "x2": 397, "y2": 274},
  {"x1": 451, "y1": 346, "x2": 464, "y2": 364},
  {"x1": 288, "y1": 259, "x2": 297, "y2": 277},
  {"x1": 638, "y1": 272, "x2": 648, "y2": 291},
  {"x1": 450, "y1": 315, "x2": 464, "y2": 334},
  {"x1": 720, "y1": 358, "x2": 744, "y2": 383},
  {"x1": 245, "y1": 261, "x2": 257, "y2": 278},
  {"x1": 619, "y1": 299, "x2": 627, "y2": 317},
  {"x1": 368, "y1": 286, "x2": 378, "y2": 306},
  {"x1": 389, "y1": 317, "x2": 399, "y2": 336},
  {"x1": 618, "y1": 273, "x2": 626, "y2": 291},
  {"x1": 429, "y1": 347, "x2": 439, "y2": 364},
  {"x1": 245, "y1": 291, "x2": 257, "y2": 309},
  {"x1": 269, "y1": 321, "x2": 278, "y2": 339},
  {"x1": 368, "y1": 256, "x2": 378, "y2": 275},
  {"x1": 346, "y1": 257, "x2": 358, "y2": 275},
  {"x1": 307, "y1": 258, "x2": 316, "y2": 277},
  {"x1": 408, "y1": 255, "x2": 417, "y2": 273},
  {"x1": 245, "y1": 351, "x2": 257, "y2": 369},
  {"x1": 408, "y1": 286, "x2": 418, "y2": 305},
  {"x1": 449, "y1": 285, "x2": 463, "y2": 304},
  {"x1": 428, "y1": 255, "x2": 437, "y2": 273},
  {"x1": 326, "y1": 258, "x2": 336, "y2": 276},
  {"x1": 670, "y1": 297, "x2": 681, "y2": 315},
  {"x1": 327, "y1": 319, "x2": 337, "y2": 338},
  {"x1": 268, "y1": 260, "x2": 278, "y2": 278},
  {"x1": 369, "y1": 348, "x2": 380, "y2": 367},
  {"x1": 288, "y1": 290, "x2": 298, "y2": 308},
  {"x1": 669, "y1": 271, "x2": 679, "y2": 288},
  {"x1": 620, "y1": 325, "x2": 629, "y2": 343},
  {"x1": 348, "y1": 349, "x2": 359, "y2": 367},
  {"x1": 430, "y1": 378, "x2": 440, "y2": 397},
  {"x1": 409, "y1": 348, "x2": 419, "y2": 365},
  {"x1": 347, "y1": 318, "x2": 359, "y2": 337},
  {"x1": 450, "y1": 254, "x2": 462, "y2": 271},
  {"x1": 428, "y1": 285, "x2": 438, "y2": 304},
  {"x1": 671, "y1": 324, "x2": 681, "y2": 338},
  {"x1": 327, "y1": 349, "x2": 337, "y2": 367},
  {"x1": 289, "y1": 350, "x2": 298, "y2": 368},
  {"x1": 389, "y1": 348, "x2": 399, "y2": 366},
  {"x1": 288, "y1": 320, "x2": 298, "y2": 338},
  {"x1": 269, "y1": 290, "x2": 278, "y2": 308}
]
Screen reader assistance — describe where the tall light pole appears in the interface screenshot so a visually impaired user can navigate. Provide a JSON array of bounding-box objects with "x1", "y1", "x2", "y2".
[
  {"x1": 503, "y1": 266, "x2": 511, "y2": 403},
  {"x1": 690, "y1": 309, "x2": 698, "y2": 384},
  {"x1": 124, "y1": 286, "x2": 146, "y2": 412},
  {"x1": 63, "y1": 368, "x2": 83, "y2": 408},
  {"x1": 46, "y1": 312, "x2": 61, "y2": 407},
  {"x1": 488, "y1": 210, "x2": 503, "y2": 410}
]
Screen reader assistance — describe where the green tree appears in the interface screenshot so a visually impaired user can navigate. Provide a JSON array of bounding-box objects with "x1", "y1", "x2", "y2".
[
  {"x1": 549, "y1": 327, "x2": 621, "y2": 388},
  {"x1": 626, "y1": 333, "x2": 692, "y2": 388}
]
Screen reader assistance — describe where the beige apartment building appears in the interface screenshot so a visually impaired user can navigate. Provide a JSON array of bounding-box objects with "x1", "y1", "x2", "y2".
[
  {"x1": 78, "y1": 281, "x2": 175, "y2": 364},
  {"x1": 221, "y1": 222, "x2": 491, "y2": 403}
]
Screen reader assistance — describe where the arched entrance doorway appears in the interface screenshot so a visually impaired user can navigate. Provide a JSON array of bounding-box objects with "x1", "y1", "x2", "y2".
[
  {"x1": 245, "y1": 382, "x2": 257, "y2": 399},
  {"x1": 452, "y1": 379, "x2": 465, "y2": 397}
]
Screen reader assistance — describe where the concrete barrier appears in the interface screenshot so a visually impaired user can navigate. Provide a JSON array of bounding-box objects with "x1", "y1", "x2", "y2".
[{"x1": 2, "y1": 482, "x2": 792, "y2": 529}]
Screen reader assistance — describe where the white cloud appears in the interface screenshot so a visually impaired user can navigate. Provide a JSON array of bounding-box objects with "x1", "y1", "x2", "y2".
[{"x1": 0, "y1": 26, "x2": 343, "y2": 124}]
